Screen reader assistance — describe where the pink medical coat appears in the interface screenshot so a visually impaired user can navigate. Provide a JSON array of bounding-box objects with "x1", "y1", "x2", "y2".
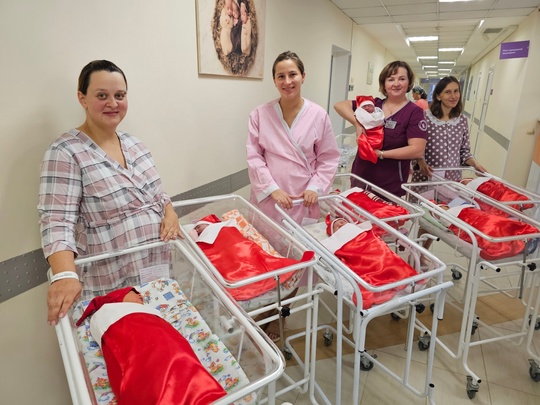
[{"x1": 247, "y1": 98, "x2": 340, "y2": 224}]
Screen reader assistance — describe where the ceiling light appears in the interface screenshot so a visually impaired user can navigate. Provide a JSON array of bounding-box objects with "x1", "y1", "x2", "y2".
[
  {"x1": 422, "y1": 65, "x2": 438, "y2": 69},
  {"x1": 438, "y1": 61, "x2": 455, "y2": 65},
  {"x1": 417, "y1": 56, "x2": 438, "y2": 60},
  {"x1": 439, "y1": 48, "x2": 464, "y2": 52},
  {"x1": 438, "y1": 68, "x2": 452, "y2": 72},
  {"x1": 425, "y1": 71, "x2": 438, "y2": 75},
  {"x1": 440, "y1": 0, "x2": 475, "y2": 2},
  {"x1": 408, "y1": 36, "x2": 438, "y2": 42}
]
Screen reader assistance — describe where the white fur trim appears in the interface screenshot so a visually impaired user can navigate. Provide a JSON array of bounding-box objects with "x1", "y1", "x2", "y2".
[
  {"x1": 194, "y1": 219, "x2": 236, "y2": 244},
  {"x1": 89, "y1": 303, "x2": 161, "y2": 346},
  {"x1": 320, "y1": 222, "x2": 372, "y2": 253},
  {"x1": 339, "y1": 187, "x2": 364, "y2": 197},
  {"x1": 466, "y1": 176, "x2": 490, "y2": 191},
  {"x1": 355, "y1": 107, "x2": 385, "y2": 129}
]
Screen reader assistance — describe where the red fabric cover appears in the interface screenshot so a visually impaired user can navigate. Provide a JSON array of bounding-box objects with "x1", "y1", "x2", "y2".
[
  {"x1": 448, "y1": 207, "x2": 538, "y2": 260},
  {"x1": 334, "y1": 228, "x2": 418, "y2": 308},
  {"x1": 76, "y1": 287, "x2": 136, "y2": 326},
  {"x1": 343, "y1": 191, "x2": 409, "y2": 234},
  {"x1": 197, "y1": 226, "x2": 314, "y2": 300},
  {"x1": 355, "y1": 96, "x2": 384, "y2": 164},
  {"x1": 102, "y1": 312, "x2": 226, "y2": 405},
  {"x1": 477, "y1": 179, "x2": 534, "y2": 213}
]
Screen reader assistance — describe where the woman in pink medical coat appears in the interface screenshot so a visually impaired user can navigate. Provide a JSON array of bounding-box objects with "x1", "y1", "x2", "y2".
[{"x1": 246, "y1": 51, "x2": 340, "y2": 225}]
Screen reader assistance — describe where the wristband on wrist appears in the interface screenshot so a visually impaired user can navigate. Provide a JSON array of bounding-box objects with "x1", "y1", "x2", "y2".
[
  {"x1": 379, "y1": 150, "x2": 384, "y2": 160},
  {"x1": 50, "y1": 271, "x2": 79, "y2": 284}
]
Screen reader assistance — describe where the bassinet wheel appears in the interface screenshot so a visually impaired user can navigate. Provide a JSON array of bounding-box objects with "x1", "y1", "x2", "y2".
[
  {"x1": 466, "y1": 376, "x2": 479, "y2": 399},
  {"x1": 451, "y1": 268, "x2": 462, "y2": 280},
  {"x1": 360, "y1": 359, "x2": 374, "y2": 371},
  {"x1": 466, "y1": 388, "x2": 476, "y2": 399},
  {"x1": 391, "y1": 312, "x2": 401, "y2": 321},
  {"x1": 284, "y1": 347, "x2": 292, "y2": 360},
  {"x1": 471, "y1": 319, "x2": 479, "y2": 335},
  {"x1": 530, "y1": 367, "x2": 540, "y2": 382},
  {"x1": 418, "y1": 340, "x2": 430, "y2": 351},
  {"x1": 415, "y1": 303, "x2": 426, "y2": 314},
  {"x1": 430, "y1": 303, "x2": 435, "y2": 312},
  {"x1": 323, "y1": 331, "x2": 334, "y2": 346}
]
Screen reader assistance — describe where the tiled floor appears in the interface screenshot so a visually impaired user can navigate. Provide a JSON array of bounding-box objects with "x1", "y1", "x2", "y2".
[
  {"x1": 232, "y1": 185, "x2": 540, "y2": 404},
  {"x1": 271, "y1": 240, "x2": 540, "y2": 404}
]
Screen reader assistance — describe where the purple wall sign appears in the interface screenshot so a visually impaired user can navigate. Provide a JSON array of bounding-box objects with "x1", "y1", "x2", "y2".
[{"x1": 500, "y1": 40, "x2": 530, "y2": 60}]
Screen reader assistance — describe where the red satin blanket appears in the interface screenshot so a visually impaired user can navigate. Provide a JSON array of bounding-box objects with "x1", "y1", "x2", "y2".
[
  {"x1": 197, "y1": 227, "x2": 314, "y2": 300},
  {"x1": 357, "y1": 127, "x2": 384, "y2": 164},
  {"x1": 448, "y1": 207, "x2": 538, "y2": 260},
  {"x1": 344, "y1": 191, "x2": 409, "y2": 234},
  {"x1": 334, "y1": 229, "x2": 418, "y2": 308},
  {"x1": 102, "y1": 313, "x2": 226, "y2": 405},
  {"x1": 474, "y1": 180, "x2": 534, "y2": 217}
]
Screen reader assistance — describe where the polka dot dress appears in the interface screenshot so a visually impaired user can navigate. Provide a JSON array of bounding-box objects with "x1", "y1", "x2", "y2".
[{"x1": 412, "y1": 110, "x2": 473, "y2": 182}]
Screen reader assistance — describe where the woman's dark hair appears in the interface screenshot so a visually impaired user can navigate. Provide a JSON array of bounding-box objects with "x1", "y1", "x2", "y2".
[
  {"x1": 430, "y1": 76, "x2": 462, "y2": 119},
  {"x1": 272, "y1": 51, "x2": 305, "y2": 78},
  {"x1": 378, "y1": 61, "x2": 415, "y2": 97},
  {"x1": 78, "y1": 60, "x2": 127, "y2": 95},
  {"x1": 413, "y1": 86, "x2": 427, "y2": 99},
  {"x1": 239, "y1": 0, "x2": 250, "y2": 14}
]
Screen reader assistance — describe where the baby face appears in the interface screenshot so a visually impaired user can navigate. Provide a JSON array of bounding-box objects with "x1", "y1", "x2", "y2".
[
  {"x1": 195, "y1": 223, "x2": 209, "y2": 235},
  {"x1": 361, "y1": 104, "x2": 375, "y2": 114},
  {"x1": 224, "y1": 0, "x2": 233, "y2": 16},
  {"x1": 123, "y1": 291, "x2": 143, "y2": 304},
  {"x1": 232, "y1": 1, "x2": 239, "y2": 19},
  {"x1": 333, "y1": 218, "x2": 348, "y2": 233},
  {"x1": 240, "y1": 2, "x2": 248, "y2": 23}
]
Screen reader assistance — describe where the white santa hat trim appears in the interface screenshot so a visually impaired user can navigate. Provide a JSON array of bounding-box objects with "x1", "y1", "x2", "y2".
[{"x1": 359, "y1": 99, "x2": 374, "y2": 108}]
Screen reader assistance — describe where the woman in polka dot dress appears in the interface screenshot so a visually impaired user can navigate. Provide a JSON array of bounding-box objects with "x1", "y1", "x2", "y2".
[{"x1": 412, "y1": 76, "x2": 486, "y2": 183}]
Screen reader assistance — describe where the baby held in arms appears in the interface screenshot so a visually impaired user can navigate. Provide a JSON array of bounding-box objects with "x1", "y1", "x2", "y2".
[{"x1": 354, "y1": 95, "x2": 385, "y2": 164}]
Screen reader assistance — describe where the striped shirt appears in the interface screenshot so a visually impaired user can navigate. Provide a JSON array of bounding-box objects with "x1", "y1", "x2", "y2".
[{"x1": 38, "y1": 129, "x2": 172, "y2": 293}]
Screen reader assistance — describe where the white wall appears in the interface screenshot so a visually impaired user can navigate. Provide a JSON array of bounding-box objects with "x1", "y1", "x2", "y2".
[
  {"x1": 464, "y1": 10, "x2": 540, "y2": 184},
  {"x1": 0, "y1": 1, "x2": 355, "y2": 403}
]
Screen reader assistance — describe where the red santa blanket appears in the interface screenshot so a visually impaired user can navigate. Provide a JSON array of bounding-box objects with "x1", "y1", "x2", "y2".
[
  {"x1": 340, "y1": 187, "x2": 410, "y2": 234},
  {"x1": 321, "y1": 222, "x2": 418, "y2": 308},
  {"x1": 194, "y1": 216, "x2": 314, "y2": 300},
  {"x1": 446, "y1": 204, "x2": 538, "y2": 260},
  {"x1": 465, "y1": 177, "x2": 534, "y2": 217}
]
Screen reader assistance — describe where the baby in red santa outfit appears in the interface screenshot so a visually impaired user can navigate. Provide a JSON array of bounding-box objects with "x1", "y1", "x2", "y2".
[
  {"x1": 76, "y1": 287, "x2": 226, "y2": 405},
  {"x1": 354, "y1": 95, "x2": 385, "y2": 164}
]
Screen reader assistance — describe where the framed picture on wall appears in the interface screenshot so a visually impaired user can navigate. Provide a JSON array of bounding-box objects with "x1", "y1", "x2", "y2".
[
  {"x1": 196, "y1": 0, "x2": 265, "y2": 78},
  {"x1": 366, "y1": 62, "x2": 374, "y2": 85}
]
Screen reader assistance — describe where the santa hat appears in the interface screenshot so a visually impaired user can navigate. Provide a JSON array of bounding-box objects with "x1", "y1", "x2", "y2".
[
  {"x1": 76, "y1": 286, "x2": 139, "y2": 326},
  {"x1": 194, "y1": 214, "x2": 221, "y2": 226},
  {"x1": 356, "y1": 95, "x2": 375, "y2": 109},
  {"x1": 325, "y1": 214, "x2": 343, "y2": 236}
]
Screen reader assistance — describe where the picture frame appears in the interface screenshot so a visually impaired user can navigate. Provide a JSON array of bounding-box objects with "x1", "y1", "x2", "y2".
[{"x1": 196, "y1": 0, "x2": 266, "y2": 78}]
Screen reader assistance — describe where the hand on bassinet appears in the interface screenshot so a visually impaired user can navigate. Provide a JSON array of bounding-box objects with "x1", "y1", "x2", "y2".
[
  {"x1": 160, "y1": 203, "x2": 184, "y2": 241},
  {"x1": 271, "y1": 189, "x2": 293, "y2": 209},
  {"x1": 48, "y1": 277, "x2": 82, "y2": 326}
]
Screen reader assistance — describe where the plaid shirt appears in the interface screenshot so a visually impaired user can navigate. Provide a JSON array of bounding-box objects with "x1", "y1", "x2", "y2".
[{"x1": 38, "y1": 129, "x2": 171, "y2": 290}]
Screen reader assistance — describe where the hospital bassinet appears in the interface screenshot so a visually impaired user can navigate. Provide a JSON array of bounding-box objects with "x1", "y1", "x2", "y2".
[
  {"x1": 431, "y1": 167, "x2": 540, "y2": 218},
  {"x1": 172, "y1": 195, "x2": 320, "y2": 400},
  {"x1": 402, "y1": 179, "x2": 540, "y2": 399},
  {"x1": 53, "y1": 241, "x2": 285, "y2": 405},
  {"x1": 277, "y1": 194, "x2": 453, "y2": 405}
]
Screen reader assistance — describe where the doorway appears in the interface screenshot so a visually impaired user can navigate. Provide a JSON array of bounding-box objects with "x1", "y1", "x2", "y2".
[{"x1": 327, "y1": 45, "x2": 351, "y2": 136}]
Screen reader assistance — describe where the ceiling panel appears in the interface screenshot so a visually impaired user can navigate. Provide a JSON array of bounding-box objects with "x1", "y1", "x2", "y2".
[{"x1": 330, "y1": 0, "x2": 540, "y2": 78}]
